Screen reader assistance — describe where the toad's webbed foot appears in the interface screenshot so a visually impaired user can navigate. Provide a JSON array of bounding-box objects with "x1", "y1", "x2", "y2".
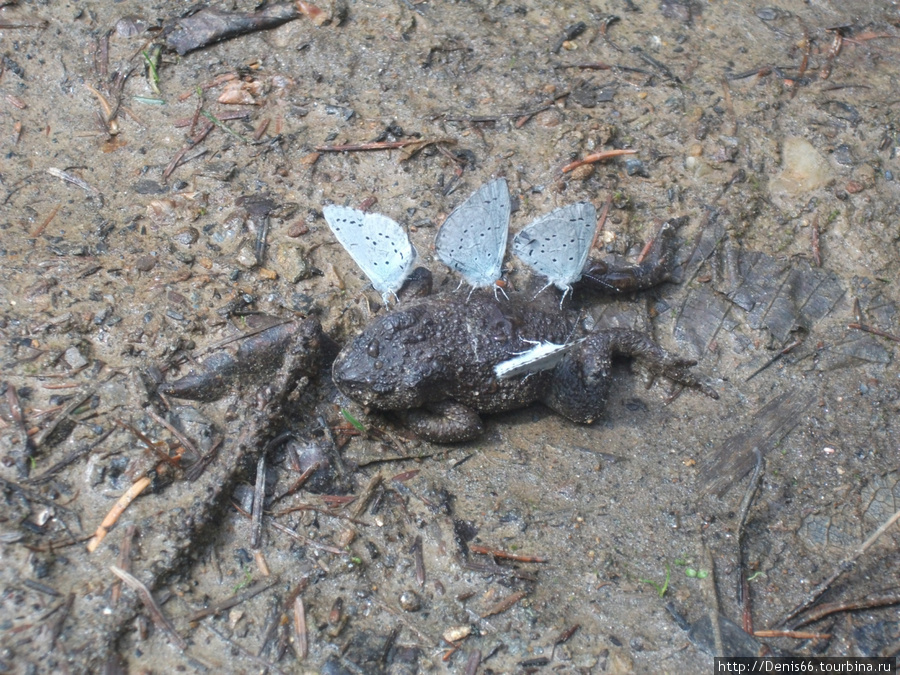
[
  {"x1": 545, "y1": 328, "x2": 717, "y2": 424},
  {"x1": 586, "y1": 328, "x2": 718, "y2": 399},
  {"x1": 580, "y1": 216, "x2": 686, "y2": 294},
  {"x1": 401, "y1": 400, "x2": 484, "y2": 443}
]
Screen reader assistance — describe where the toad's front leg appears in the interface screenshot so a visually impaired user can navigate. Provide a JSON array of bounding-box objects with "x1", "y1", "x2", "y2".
[
  {"x1": 545, "y1": 328, "x2": 718, "y2": 424},
  {"x1": 401, "y1": 400, "x2": 485, "y2": 443}
]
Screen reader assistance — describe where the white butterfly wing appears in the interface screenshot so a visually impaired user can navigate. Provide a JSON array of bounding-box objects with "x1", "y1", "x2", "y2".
[
  {"x1": 435, "y1": 178, "x2": 510, "y2": 288},
  {"x1": 513, "y1": 202, "x2": 597, "y2": 291},
  {"x1": 323, "y1": 205, "x2": 417, "y2": 301},
  {"x1": 494, "y1": 339, "x2": 583, "y2": 379}
]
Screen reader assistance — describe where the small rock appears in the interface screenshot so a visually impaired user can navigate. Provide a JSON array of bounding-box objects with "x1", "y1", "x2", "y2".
[
  {"x1": 567, "y1": 163, "x2": 594, "y2": 181},
  {"x1": 135, "y1": 255, "x2": 156, "y2": 272},
  {"x1": 443, "y1": 625, "x2": 472, "y2": 643},
  {"x1": 625, "y1": 157, "x2": 649, "y2": 177},
  {"x1": 131, "y1": 179, "x2": 165, "y2": 194},
  {"x1": 172, "y1": 227, "x2": 199, "y2": 246},
  {"x1": 771, "y1": 137, "x2": 833, "y2": 196},
  {"x1": 115, "y1": 15, "x2": 148, "y2": 37},
  {"x1": 64, "y1": 345, "x2": 89, "y2": 370},
  {"x1": 833, "y1": 144, "x2": 855, "y2": 166},
  {"x1": 756, "y1": 7, "x2": 786, "y2": 20},
  {"x1": 399, "y1": 590, "x2": 422, "y2": 612},
  {"x1": 272, "y1": 242, "x2": 313, "y2": 283},
  {"x1": 535, "y1": 108, "x2": 563, "y2": 127},
  {"x1": 236, "y1": 246, "x2": 258, "y2": 269},
  {"x1": 228, "y1": 609, "x2": 244, "y2": 630},
  {"x1": 198, "y1": 161, "x2": 236, "y2": 181},
  {"x1": 287, "y1": 221, "x2": 309, "y2": 237},
  {"x1": 573, "y1": 653, "x2": 599, "y2": 669}
]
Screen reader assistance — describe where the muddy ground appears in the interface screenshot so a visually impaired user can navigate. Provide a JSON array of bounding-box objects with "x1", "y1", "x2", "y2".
[{"x1": 1, "y1": 0, "x2": 899, "y2": 672}]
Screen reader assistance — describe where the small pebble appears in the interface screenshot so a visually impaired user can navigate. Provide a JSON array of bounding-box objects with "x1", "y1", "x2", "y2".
[
  {"x1": 115, "y1": 15, "x2": 148, "y2": 37},
  {"x1": 236, "y1": 246, "x2": 258, "y2": 269},
  {"x1": 64, "y1": 346, "x2": 88, "y2": 370},
  {"x1": 172, "y1": 227, "x2": 199, "y2": 246},
  {"x1": 399, "y1": 590, "x2": 422, "y2": 612},
  {"x1": 568, "y1": 164, "x2": 594, "y2": 181},
  {"x1": 287, "y1": 221, "x2": 309, "y2": 237},
  {"x1": 135, "y1": 255, "x2": 156, "y2": 272},
  {"x1": 832, "y1": 144, "x2": 855, "y2": 166},
  {"x1": 443, "y1": 625, "x2": 472, "y2": 642},
  {"x1": 272, "y1": 242, "x2": 313, "y2": 283},
  {"x1": 625, "y1": 158, "x2": 649, "y2": 177}
]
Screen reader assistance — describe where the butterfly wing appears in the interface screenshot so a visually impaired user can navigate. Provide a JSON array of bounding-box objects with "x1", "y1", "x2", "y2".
[
  {"x1": 435, "y1": 178, "x2": 510, "y2": 288},
  {"x1": 323, "y1": 205, "x2": 417, "y2": 301},
  {"x1": 494, "y1": 338, "x2": 586, "y2": 379},
  {"x1": 513, "y1": 202, "x2": 597, "y2": 291},
  {"x1": 494, "y1": 341, "x2": 569, "y2": 379}
]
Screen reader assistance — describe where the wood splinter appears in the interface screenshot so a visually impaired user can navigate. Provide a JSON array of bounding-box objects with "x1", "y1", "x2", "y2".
[{"x1": 87, "y1": 476, "x2": 152, "y2": 552}]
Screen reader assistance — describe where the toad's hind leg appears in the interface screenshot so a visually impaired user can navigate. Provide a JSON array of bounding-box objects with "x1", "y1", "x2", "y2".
[
  {"x1": 545, "y1": 328, "x2": 718, "y2": 424},
  {"x1": 401, "y1": 400, "x2": 484, "y2": 443}
]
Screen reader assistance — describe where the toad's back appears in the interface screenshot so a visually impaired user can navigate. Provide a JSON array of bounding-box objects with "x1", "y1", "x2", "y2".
[{"x1": 332, "y1": 294, "x2": 575, "y2": 414}]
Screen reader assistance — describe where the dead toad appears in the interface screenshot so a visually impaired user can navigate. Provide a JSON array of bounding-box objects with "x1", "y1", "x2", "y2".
[{"x1": 333, "y1": 219, "x2": 718, "y2": 443}]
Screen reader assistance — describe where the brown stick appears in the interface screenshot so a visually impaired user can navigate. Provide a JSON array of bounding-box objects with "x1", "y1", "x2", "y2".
[
  {"x1": 793, "y1": 594, "x2": 900, "y2": 627},
  {"x1": 561, "y1": 148, "x2": 637, "y2": 174},
  {"x1": 267, "y1": 519, "x2": 347, "y2": 555},
  {"x1": 87, "y1": 476, "x2": 152, "y2": 552},
  {"x1": 293, "y1": 596, "x2": 308, "y2": 660},
  {"x1": 110, "y1": 565, "x2": 187, "y2": 650},
  {"x1": 271, "y1": 461, "x2": 319, "y2": 505},
  {"x1": 111, "y1": 525, "x2": 137, "y2": 605},
  {"x1": 413, "y1": 535, "x2": 425, "y2": 588},
  {"x1": 848, "y1": 323, "x2": 900, "y2": 343},
  {"x1": 736, "y1": 449, "x2": 764, "y2": 632},
  {"x1": 480, "y1": 590, "x2": 527, "y2": 618},
  {"x1": 469, "y1": 544, "x2": 549, "y2": 563},
  {"x1": 189, "y1": 578, "x2": 278, "y2": 621},
  {"x1": 754, "y1": 630, "x2": 831, "y2": 640},
  {"x1": 145, "y1": 408, "x2": 200, "y2": 461},
  {"x1": 31, "y1": 203, "x2": 61, "y2": 237},
  {"x1": 251, "y1": 454, "x2": 267, "y2": 549},
  {"x1": 163, "y1": 122, "x2": 213, "y2": 181}
]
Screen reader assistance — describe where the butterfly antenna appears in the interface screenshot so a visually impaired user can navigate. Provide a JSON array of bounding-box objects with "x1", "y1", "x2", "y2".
[{"x1": 581, "y1": 270, "x2": 618, "y2": 293}]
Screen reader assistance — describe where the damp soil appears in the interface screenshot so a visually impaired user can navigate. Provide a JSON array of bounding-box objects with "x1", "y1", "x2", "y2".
[{"x1": 1, "y1": 0, "x2": 899, "y2": 672}]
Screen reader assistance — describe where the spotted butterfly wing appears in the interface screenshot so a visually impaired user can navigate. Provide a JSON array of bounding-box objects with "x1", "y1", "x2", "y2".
[
  {"x1": 435, "y1": 178, "x2": 510, "y2": 289},
  {"x1": 513, "y1": 202, "x2": 598, "y2": 301},
  {"x1": 323, "y1": 205, "x2": 417, "y2": 304}
]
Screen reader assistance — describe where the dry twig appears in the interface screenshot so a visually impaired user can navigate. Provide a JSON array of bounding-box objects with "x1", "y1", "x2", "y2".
[
  {"x1": 87, "y1": 476, "x2": 152, "y2": 552},
  {"x1": 110, "y1": 565, "x2": 187, "y2": 650},
  {"x1": 561, "y1": 148, "x2": 637, "y2": 174}
]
